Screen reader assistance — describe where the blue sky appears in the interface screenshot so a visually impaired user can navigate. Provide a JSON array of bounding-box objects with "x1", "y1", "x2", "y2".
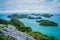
[{"x1": 0, "y1": 0, "x2": 60, "y2": 13}]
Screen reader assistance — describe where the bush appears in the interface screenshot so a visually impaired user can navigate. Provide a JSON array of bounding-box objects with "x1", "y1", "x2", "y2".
[{"x1": 0, "y1": 19, "x2": 9, "y2": 25}]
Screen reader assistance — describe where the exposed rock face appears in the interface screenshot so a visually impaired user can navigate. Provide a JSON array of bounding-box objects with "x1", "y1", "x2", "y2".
[{"x1": 0, "y1": 25, "x2": 36, "y2": 40}]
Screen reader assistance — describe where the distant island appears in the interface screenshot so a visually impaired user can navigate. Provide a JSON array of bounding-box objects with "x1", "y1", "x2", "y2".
[
  {"x1": 8, "y1": 14, "x2": 28, "y2": 18},
  {"x1": 8, "y1": 14, "x2": 42, "y2": 19},
  {"x1": 41, "y1": 14, "x2": 53, "y2": 18},
  {"x1": 36, "y1": 20, "x2": 58, "y2": 26},
  {"x1": 31, "y1": 13, "x2": 41, "y2": 16},
  {"x1": 28, "y1": 16, "x2": 41, "y2": 19},
  {"x1": 30, "y1": 13, "x2": 53, "y2": 18}
]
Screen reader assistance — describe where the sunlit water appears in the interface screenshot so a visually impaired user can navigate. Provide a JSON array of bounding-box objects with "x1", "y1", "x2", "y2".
[{"x1": 0, "y1": 13, "x2": 60, "y2": 40}]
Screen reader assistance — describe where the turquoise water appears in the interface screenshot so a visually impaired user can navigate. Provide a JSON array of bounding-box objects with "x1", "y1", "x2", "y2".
[{"x1": 0, "y1": 13, "x2": 60, "y2": 40}]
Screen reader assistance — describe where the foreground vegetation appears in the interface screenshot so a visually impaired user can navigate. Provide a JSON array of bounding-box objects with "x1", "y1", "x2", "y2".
[
  {"x1": 0, "y1": 18, "x2": 57, "y2": 40},
  {"x1": 0, "y1": 35, "x2": 10, "y2": 40},
  {"x1": 36, "y1": 20, "x2": 58, "y2": 26},
  {"x1": 0, "y1": 19, "x2": 9, "y2": 25}
]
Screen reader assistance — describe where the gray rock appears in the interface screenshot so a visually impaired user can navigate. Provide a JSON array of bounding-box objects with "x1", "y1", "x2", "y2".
[{"x1": 0, "y1": 25, "x2": 36, "y2": 40}]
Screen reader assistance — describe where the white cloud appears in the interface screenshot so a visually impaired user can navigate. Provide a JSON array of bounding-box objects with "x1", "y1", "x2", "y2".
[{"x1": 0, "y1": 0, "x2": 60, "y2": 13}]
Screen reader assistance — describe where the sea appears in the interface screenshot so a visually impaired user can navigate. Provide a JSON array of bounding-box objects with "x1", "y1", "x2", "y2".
[{"x1": 0, "y1": 13, "x2": 60, "y2": 40}]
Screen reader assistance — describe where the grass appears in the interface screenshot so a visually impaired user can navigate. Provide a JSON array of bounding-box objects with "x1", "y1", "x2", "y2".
[{"x1": 0, "y1": 26, "x2": 2, "y2": 29}]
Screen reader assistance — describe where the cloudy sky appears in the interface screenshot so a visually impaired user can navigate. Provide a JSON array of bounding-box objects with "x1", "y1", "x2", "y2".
[{"x1": 0, "y1": 0, "x2": 60, "y2": 13}]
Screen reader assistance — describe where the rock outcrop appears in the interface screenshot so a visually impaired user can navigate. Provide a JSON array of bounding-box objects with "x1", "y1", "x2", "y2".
[{"x1": 0, "y1": 25, "x2": 36, "y2": 40}]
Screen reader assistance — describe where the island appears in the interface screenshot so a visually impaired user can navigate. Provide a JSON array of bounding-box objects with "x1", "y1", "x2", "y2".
[
  {"x1": 8, "y1": 14, "x2": 28, "y2": 18},
  {"x1": 36, "y1": 20, "x2": 58, "y2": 26},
  {"x1": 28, "y1": 16, "x2": 41, "y2": 19},
  {"x1": 41, "y1": 14, "x2": 53, "y2": 18},
  {"x1": 31, "y1": 13, "x2": 41, "y2": 16}
]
